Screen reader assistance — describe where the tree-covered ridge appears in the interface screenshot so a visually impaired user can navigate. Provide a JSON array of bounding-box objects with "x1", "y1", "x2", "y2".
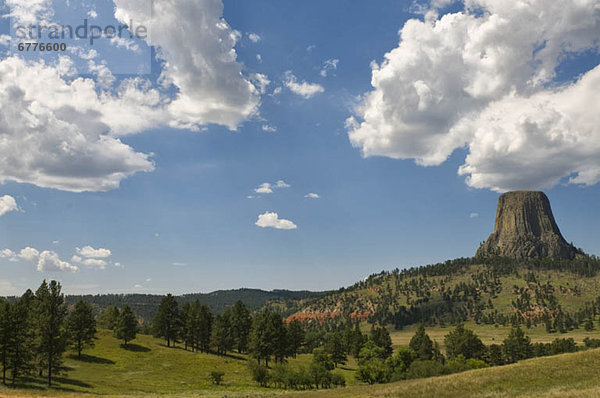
[
  {"x1": 288, "y1": 256, "x2": 600, "y2": 331},
  {"x1": 56, "y1": 288, "x2": 324, "y2": 323}
]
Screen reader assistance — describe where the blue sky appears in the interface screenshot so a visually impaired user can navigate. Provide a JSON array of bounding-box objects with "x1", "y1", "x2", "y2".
[{"x1": 0, "y1": 0, "x2": 599, "y2": 295}]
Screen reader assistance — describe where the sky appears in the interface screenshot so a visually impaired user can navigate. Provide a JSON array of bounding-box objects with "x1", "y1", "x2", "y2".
[{"x1": 0, "y1": 0, "x2": 599, "y2": 295}]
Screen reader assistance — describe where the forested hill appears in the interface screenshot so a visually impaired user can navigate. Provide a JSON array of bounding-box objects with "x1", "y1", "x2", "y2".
[
  {"x1": 65, "y1": 288, "x2": 324, "y2": 323},
  {"x1": 286, "y1": 255, "x2": 600, "y2": 332}
]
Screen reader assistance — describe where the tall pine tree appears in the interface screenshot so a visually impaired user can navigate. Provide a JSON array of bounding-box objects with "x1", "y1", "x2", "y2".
[
  {"x1": 36, "y1": 280, "x2": 68, "y2": 386},
  {"x1": 153, "y1": 294, "x2": 180, "y2": 347},
  {"x1": 66, "y1": 301, "x2": 97, "y2": 358},
  {"x1": 115, "y1": 305, "x2": 138, "y2": 346}
]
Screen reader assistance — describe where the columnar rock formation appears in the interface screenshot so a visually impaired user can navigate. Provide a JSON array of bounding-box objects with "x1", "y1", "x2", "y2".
[{"x1": 476, "y1": 191, "x2": 579, "y2": 259}]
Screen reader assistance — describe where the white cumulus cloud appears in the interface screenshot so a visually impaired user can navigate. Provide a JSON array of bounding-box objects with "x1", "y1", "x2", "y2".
[
  {"x1": 113, "y1": 0, "x2": 260, "y2": 130},
  {"x1": 2, "y1": 246, "x2": 78, "y2": 272},
  {"x1": 305, "y1": 193, "x2": 320, "y2": 199},
  {"x1": 348, "y1": 0, "x2": 600, "y2": 192},
  {"x1": 0, "y1": 195, "x2": 19, "y2": 216},
  {"x1": 284, "y1": 71, "x2": 324, "y2": 98},
  {"x1": 0, "y1": 0, "x2": 264, "y2": 193},
  {"x1": 248, "y1": 32, "x2": 261, "y2": 43},
  {"x1": 254, "y1": 180, "x2": 290, "y2": 194},
  {"x1": 76, "y1": 245, "x2": 111, "y2": 258},
  {"x1": 255, "y1": 212, "x2": 297, "y2": 230},
  {"x1": 71, "y1": 255, "x2": 108, "y2": 269}
]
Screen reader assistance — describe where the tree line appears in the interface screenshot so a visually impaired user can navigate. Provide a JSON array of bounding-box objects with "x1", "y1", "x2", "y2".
[
  {"x1": 0, "y1": 280, "x2": 99, "y2": 386},
  {"x1": 149, "y1": 294, "x2": 306, "y2": 365}
]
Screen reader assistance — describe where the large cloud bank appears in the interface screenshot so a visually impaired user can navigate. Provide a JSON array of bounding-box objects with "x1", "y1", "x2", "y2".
[{"x1": 347, "y1": 0, "x2": 600, "y2": 192}]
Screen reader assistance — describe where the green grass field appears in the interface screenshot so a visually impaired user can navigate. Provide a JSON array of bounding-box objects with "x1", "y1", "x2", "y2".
[
  {"x1": 295, "y1": 348, "x2": 600, "y2": 398},
  {"x1": 389, "y1": 321, "x2": 600, "y2": 350},
  {"x1": 0, "y1": 329, "x2": 268, "y2": 397},
  {"x1": 3, "y1": 325, "x2": 600, "y2": 397}
]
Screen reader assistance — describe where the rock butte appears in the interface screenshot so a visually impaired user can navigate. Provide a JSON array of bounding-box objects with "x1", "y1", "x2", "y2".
[{"x1": 476, "y1": 191, "x2": 580, "y2": 259}]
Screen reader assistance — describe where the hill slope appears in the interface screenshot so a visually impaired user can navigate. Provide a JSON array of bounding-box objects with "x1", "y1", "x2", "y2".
[
  {"x1": 287, "y1": 256, "x2": 600, "y2": 331},
  {"x1": 297, "y1": 348, "x2": 600, "y2": 398}
]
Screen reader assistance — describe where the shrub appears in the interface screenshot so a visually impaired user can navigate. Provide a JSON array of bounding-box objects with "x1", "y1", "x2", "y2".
[
  {"x1": 584, "y1": 337, "x2": 600, "y2": 348},
  {"x1": 249, "y1": 362, "x2": 270, "y2": 387},
  {"x1": 385, "y1": 347, "x2": 417, "y2": 381},
  {"x1": 407, "y1": 360, "x2": 444, "y2": 379},
  {"x1": 209, "y1": 370, "x2": 224, "y2": 385}
]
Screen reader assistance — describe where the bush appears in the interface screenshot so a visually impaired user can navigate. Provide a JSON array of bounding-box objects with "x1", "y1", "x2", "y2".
[
  {"x1": 331, "y1": 373, "x2": 346, "y2": 387},
  {"x1": 407, "y1": 360, "x2": 445, "y2": 379},
  {"x1": 356, "y1": 359, "x2": 388, "y2": 384},
  {"x1": 385, "y1": 347, "x2": 417, "y2": 381},
  {"x1": 465, "y1": 358, "x2": 488, "y2": 370},
  {"x1": 209, "y1": 370, "x2": 224, "y2": 385},
  {"x1": 584, "y1": 337, "x2": 600, "y2": 348},
  {"x1": 249, "y1": 362, "x2": 270, "y2": 387}
]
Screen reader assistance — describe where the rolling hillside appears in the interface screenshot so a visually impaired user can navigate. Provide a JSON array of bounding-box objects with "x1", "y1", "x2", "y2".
[
  {"x1": 297, "y1": 348, "x2": 600, "y2": 398},
  {"x1": 2, "y1": 328, "x2": 600, "y2": 397},
  {"x1": 286, "y1": 256, "x2": 600, "y2": 332}
]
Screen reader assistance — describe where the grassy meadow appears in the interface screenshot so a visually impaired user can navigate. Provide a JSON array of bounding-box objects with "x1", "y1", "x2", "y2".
[
  {"x1": 388, "y1": 321, "x2": 600, "y2": 350},
  {"x1": 2, "y1": 324, "x2": 600, "y2": 397},
  {"x1": 296, "y1": 348, "x2": 600, "y2": 398}
]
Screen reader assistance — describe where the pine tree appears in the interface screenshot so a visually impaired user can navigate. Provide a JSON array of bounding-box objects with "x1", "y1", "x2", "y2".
[
  {"x1": 502, "y1": 327, "x2": 532, "y2": 364},
  {"x1": 409, "y1": 325, "x2": 435, "y2": 361},
  {"x1": 198, "y1": 304, "x2": 213, "y2": 353},
  {"x1": 66, "y1": 301, "x2": 97, "y2": 358},
  {"x1": 269, "y1": 312, "x2": 288, "y2": 364},
  {"x1": 287, "y1": 319, "x2": 305, "y2": 358},
  {"x1": 230, "y1": 301, "x2": 252, "y2": 353},
  {"x1": 325, "y1": 332, "x2": 347, "y2": 367},
  {"x1": 8, "y1": 291, "x2": 35, "y2": 383},
  {"x1": 180, "y1": 302, "x2": 196, "y2": 351},
  {"x1": 249, "y1": 308, "x2": 273, "y2": 366},
  {"x1": 211, "y1": 312, "x2": 233, "y2": 355},
  {"x1": 444, "y1": 324, "x2": 485, "y2": 360},
  {"x1": 153, "y1": 294, "x2": 180, "y2": 347},
  {"x1": 98, "y1": 306, "x2": 120, "y2": 330},
  {"x1": 115, "y1": 305, "x2": 138, "y2": 346},
  {"x1": 36, "y1": 280, "x2": 68, "y2": 386},
  {"x1": 370, "y1": 325, "x2": 393, "y2": 358},
  {"x1": 0, "y1": 299, "x2": 11, "y2": 385}
]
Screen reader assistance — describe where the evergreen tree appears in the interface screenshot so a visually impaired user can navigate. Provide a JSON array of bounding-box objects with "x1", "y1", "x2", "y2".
[
  {"x1": 370, "y1": 325, "x2": 393, "y2": 358},
  {"x1": 8, "y1": 291, "x2": 35, "y2": 383},
  {"x1": 249, "y1": 309, "x2": 270, "y2": 366},
  {"x1": 409, "y1": 325, "x2": 435, "y2": 361},
  {"x1": 0, "y1": 299, "x2": 10, "y2": 384},
  {"x1": 211, "y1": 312, "x2": 233, "y2": 355},
  {"x1": 325, "y1": 332, "x2": 347, "y2": 367},
  {"x1": 269, "y1": 311, "x2": 288, "y2": 364},
  {"x1": 502, "y1": 327, "x2": 532, "y2": 363},
  {"x1": 153, "y1": 294, "x2": 180, "y2": 347},
  {"x1": 230, "y1": 300, "x2": 252, "y2": 353},
  {"x1": 485, "y1": 344, "x2": 504, "y2": 366},
  {"x1": 345, "y1": 324, "x2": 366, "y2": 359},
  {"x1": 198, "y1": 304, "x2": 213, "y2": 353},
  {"x1": 444, "y1": 324, "x2": 485, "y2": 360},
  {"x1": 287, "y1": 319, "x2": 305, "y2": 358},
  {"x1": 98, "y1": 306, "x2": 120, "y2": 330},
  {"x1": 180, "y1": 302, "x2": 197, "y2": 351},
  {"x1": 115, "y1": 305, "x2": 137, "y2": 346},
  {"x1": 36, "y1": 280, "x2": 68, "y2": 386},
  {"x1": 66, "y1": 301, "x2": 97, "y2": 358}
]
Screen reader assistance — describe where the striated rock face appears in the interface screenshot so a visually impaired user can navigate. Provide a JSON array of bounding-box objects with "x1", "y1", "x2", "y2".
[{"x1": 476, "y1": 191, "x2": 579, "y2": 259}]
